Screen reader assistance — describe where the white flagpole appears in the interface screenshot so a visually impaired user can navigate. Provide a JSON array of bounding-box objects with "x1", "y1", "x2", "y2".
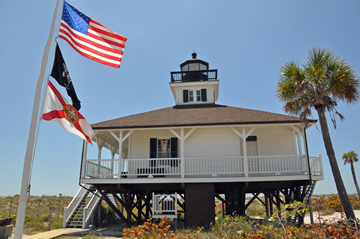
[{"x1": 13, "y1": 0, "x2": 63, "y2": 238}]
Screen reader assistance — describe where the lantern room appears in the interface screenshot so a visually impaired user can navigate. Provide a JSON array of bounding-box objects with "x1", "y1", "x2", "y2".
[{"x1": 169, "y1": 53, "x2": 219, "y2": 106}]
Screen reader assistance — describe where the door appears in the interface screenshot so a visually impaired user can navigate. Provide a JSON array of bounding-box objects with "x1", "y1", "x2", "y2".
[{"x1": 246, "y1": 136, "x2": 258, "y2": 172}]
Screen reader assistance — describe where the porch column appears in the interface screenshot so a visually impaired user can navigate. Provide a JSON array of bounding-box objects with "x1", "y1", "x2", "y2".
[
  {"x1": 230, "y1": 127, "x2": 256, "y2": 178},
  {"x1": 97, "y1": 138, "x2": 104, "y2": 175},
  {"x1": 242, "y1": 128, "x2": 249, "y2": 178},
  {"x1": 180, "y1": 128, "x2": 185, "y2": 178},
  {"x1": 297, "y1": 133, "x2": 303, "y2": 155},
  {"x1": 110, "y1": 146, "x2": 116, "y2": 175},
  {"x1": 169, "y1": 128, "x2": 196, "y2": 179},
  {"x1": 81, "y1": 141, "x2": 88, "y2": 179},
  {"x1": 118, "y1": 130, "x2": 123, "y2": 178},
  {"x1": 109, "y1": 130, "x2": 133, "y2": 178},
  {"x1": 302, "y1": 127, "x2": 311, "y2": 174}
]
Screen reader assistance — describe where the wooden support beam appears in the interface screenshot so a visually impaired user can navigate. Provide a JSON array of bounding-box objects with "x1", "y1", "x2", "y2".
[
  {"x1": 279, "y1": 188, "x2": 292, "y2": 204},
  {"x1": 301, "y1": 185, "x2": 308, "y2": 202},
  {"x1": 265, "y1": 193, "x2": 270, "y2": 218},
  {"x1": 111, "y1": 192, "x2": 126, "y2": 208},
  {"x1": 136, "y1": 194, "x2": 142, "y2": 225},
  {"x1": 245, "y1": 191, "x2": 261, "y2": 209},
  {"x1": 253, "y1": 192, "x2": 266, "y2": 207},
  {"x1": 269, "y1": 193, "x2": 274, "y2": 216},
  {"x1": 179, "y1": 194, "x2": 185, "y2": 200},
  {"x1": 95, "y1": 188, "x2": 127, "y2": 225},
  {"x1": 177, "y1": 199, "x2": 185, "y2": 211},
  {"x1": 145, "y1": 193, "x2": 151, "y2": 220},
  {"x1": 215, "y1": 194, "x2": 225, "y2": 203},
  {"x1": 264, "y1": 189, "x2": 278, "y2": 205},
  {"x1": 274, "y1": 191, "x2": 282, "y2": 212}
]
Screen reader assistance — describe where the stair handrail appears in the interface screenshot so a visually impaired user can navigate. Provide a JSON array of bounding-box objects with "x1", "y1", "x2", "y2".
[
  {"x1": 64, "y1": 184, "x2": 91, "y2": 226},
  {"x1": 83, "y1": 191, "x2": 101, "y2": 228}
]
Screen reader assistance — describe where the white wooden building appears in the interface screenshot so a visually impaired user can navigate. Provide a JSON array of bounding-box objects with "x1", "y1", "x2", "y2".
[{"x1": 64, "y1": 53, "x2": 323, "y2": 228}]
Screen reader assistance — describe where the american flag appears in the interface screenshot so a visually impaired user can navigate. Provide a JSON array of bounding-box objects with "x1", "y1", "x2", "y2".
[{"x1": 58, "y1": 1, "x2": 127, "y2": 68}]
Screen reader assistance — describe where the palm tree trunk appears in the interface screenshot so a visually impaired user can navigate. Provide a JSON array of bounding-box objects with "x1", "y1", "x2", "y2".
[
  {"x1": 350, "y1": 162, "x2": 360, "y2": 199},
  {"x1": 317, "y1": 108, "x2": 356, "y2": 220}
]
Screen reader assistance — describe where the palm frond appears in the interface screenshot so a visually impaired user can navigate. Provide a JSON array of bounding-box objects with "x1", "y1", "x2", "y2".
[{"x1": 277, "y1": 47, "x2": 360, "y2": 129}]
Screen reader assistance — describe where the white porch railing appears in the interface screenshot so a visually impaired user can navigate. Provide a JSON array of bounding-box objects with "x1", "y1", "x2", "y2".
[
  {"x1": 82, "y1": 192, "x2": 101, "y2": 229},
  {"x1": 185, "y1": 157, "x2": 244, "y2": 175},
  {"x1": 310, "y1": 154, "x2": 323, "y2": 176},
  {"x1": 247, "y1": 155, "x2": 307, "y2": 175},
  {"x1": 82, "y1": 154, "x2": 321, "y2": 179},
  {"x1": 63, "y1": 184, "x2": 91, "y2": 228},
  {"x1": 84, "y1": 159, "x2": 118, "y2": 178},
  {"x1": 126, "y1": 158, "x2": 182, "y2": 177}
]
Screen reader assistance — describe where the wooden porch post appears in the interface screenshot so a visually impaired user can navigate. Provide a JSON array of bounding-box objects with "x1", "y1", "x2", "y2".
[
  {"x1": 242, "y1": 128, "x2": 249, "y2": 178},
  {"x1": 180, "y1": 128, "x2": 185, "y2": 178},
  {"x1": 97, "y1": 138, "x2": 103, "y2": 175},
  {"x1": 170, "y1": 128, "x2": 196, "y2": 179},
  {"x1": 81, "y1": 141, "x2": 88, "y2": 179},
  {"x1": 118, "y1": 131, "x2": 123, "y2": 178},
  {"x1": 297, "y1": 133, "x2": 303, "y2": 155},
  {"x1": 110, "y1": 146, "x2": 116, "y2": 175}
]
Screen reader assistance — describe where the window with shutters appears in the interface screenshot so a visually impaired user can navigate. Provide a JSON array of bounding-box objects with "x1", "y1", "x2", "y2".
[
  {"x1": 150, "y1": 138, "x2": 178, "y2": 167},
  {"x1": 196, "y1": 90, "x2": 201, "y2": 101},
  {"x1": 158, "y1": 139, "x2": 171, "y2": 158},
  {"x1": 183, "y1": 89, "x2": 207, "y2": 103},
  {"x1": 189, "y1": 90, "x2": 194, "y2": 102}
]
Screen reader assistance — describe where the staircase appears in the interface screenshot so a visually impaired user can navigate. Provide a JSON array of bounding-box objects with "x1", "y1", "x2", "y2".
[
  {"x1": 303, "y1": 181, "x2": 316, "y2": 206},
  {"x1": 293, "y1": 181, "x2": 316, "y2": 226},
  {"x1": 63, "y1": 184, "x2": 101, "y2": 228}
]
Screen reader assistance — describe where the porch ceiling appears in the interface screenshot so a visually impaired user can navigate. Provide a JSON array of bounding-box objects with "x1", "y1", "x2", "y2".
[{"x1": 93, "y1": 130, "x2": 129, "y2": 155}]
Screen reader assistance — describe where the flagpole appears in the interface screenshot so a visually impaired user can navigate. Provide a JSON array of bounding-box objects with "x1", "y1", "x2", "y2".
[{"x1": 13, "y1": 0, "x2": 63, "y2": 238}]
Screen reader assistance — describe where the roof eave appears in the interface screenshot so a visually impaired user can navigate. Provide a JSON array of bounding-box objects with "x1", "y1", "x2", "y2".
[{"x1": 91, "y1": 119, "x2": 317, "y2": 130}]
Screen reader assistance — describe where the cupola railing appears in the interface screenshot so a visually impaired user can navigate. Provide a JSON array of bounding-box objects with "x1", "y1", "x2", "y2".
[{"x1": 170, "y1": 69, "x2": 218, "y2": 83}]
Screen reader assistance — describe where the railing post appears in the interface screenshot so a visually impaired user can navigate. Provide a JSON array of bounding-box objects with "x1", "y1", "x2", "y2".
[
  {"x1": 63, "y1": 207, "x2": 67, "y2": 228},
  {"x1": 82, "y1": 207, "x2": 86, "y2": 229}
]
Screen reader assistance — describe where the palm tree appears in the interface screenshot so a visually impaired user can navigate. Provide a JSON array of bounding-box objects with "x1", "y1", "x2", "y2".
[
  {"x1": 277, "y1": 47, "x2": 360, "y2": 220},
  {"x1": 342, "y1": 151, "x2": 360, "y2": 199}
]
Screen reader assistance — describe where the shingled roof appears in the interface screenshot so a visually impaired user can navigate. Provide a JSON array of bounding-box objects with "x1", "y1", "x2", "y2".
[{"x1": 91, "y1": 104, "x2": 316, "y2": 130}]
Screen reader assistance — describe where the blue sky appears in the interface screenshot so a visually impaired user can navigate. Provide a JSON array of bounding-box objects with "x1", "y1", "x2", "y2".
[{"x1": 1, "y1": 0, "x2": 360, "y2": 197}]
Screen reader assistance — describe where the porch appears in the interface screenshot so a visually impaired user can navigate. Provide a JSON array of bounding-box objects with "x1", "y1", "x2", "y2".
[{"x1": 80, "y1": 154, "x2": 324, "y2": 184}]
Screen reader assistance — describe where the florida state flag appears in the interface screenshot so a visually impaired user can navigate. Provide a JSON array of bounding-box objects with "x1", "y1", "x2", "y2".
[{"x1": 42, "y1": 80, "x2": 94, "y2": 143}]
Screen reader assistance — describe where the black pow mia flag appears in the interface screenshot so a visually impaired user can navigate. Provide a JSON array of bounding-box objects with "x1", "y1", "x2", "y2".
[{"x1": 51, "y1": 44, "x2": 81, "y2": 110}]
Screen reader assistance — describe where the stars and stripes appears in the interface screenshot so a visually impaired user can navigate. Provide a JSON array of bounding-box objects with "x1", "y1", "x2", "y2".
[{"x1": 58, "y1": 1, "x2": 127, "y2": 68}]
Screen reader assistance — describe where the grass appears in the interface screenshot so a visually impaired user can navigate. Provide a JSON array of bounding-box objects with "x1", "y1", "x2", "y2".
[{"x1": 0, "y1": 194, "x2": 72, "y2": 235}]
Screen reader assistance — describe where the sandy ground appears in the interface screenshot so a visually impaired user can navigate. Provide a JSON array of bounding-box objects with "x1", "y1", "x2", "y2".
[{"x1": 303, "y1": 209, "x2": 360, "y2": 224}]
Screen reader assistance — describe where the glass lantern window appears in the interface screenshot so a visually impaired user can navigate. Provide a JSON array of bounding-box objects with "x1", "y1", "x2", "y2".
[
  {"x1": 199, "y1": 63, "x2": 207, "y2": 70},
  {"x1": 189, "y1": 63, "x2": 199, "y2": 71}
]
